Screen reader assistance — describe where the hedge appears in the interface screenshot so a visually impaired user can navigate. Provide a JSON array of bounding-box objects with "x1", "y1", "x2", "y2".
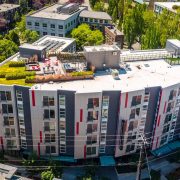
[
  {"x1": 70, "y1": 71, "x2": 93, "y2": 77},
  {"x1": 0, "y1": 73, "x2": 5, "y2": 78},
  {"x1": 9, "y1": 61, "x2": 25, "y2": 67},
  {"x1": 25, "y1": 76, "x2": 35, "y2": 83},
  {"x1": 5, "y1": 72, "x2": 35, "y2": 80}
]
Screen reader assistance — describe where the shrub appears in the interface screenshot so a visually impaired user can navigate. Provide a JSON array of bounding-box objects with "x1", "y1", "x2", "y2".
[
  {"x1": 0, "y1": 73, "x2": 5, "y2": 78},
  {"x1": 172, "y1": 5, "x2": 180, "y2": 10},
  {"x1": 25, "y1": 76, "x2": 35, "y2": 83},
  {"x1": 70, "y1": 71, "x2": 93, "y2": 77},
  {"x1": 9, "y1": 61, "x2": 25, "y2": 67},
  {"x1": 5, "y1": 72, "x2": 35, "y2": 80}
]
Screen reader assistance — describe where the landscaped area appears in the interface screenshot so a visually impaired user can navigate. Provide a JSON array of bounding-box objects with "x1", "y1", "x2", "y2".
[{"x1": 0, "y1": 61, "x2": 35, "y2": 86}]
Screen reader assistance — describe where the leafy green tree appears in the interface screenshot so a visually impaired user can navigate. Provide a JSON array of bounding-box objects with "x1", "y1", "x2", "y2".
[
  {"x1": 19, "y1": 0, "x2": 29, "y2": 14},
  {"x1": 0, "y1": 39, "x2": 18, "y2": 62},
  {"x1": 93, "y1": 1, "x2": 105, "y2": 11},
  {"x1": 41, "y1": 169, "x2": 54, "y2": 180},
  {"x1": 21, "y1": 29, "x2": 39, "y2": 43},
  {"x1": 5, "y1": 30, "x2": 20, "y2": 46},
  {"x1": 71, "y1": 24, "x2": 104, "y2": 50},
  {"x1": 14, "y1": 11, "x2": 21, "y2": 22},
  {"x1": 123, "y1": 9, "x2": 136, "y2": 48}
]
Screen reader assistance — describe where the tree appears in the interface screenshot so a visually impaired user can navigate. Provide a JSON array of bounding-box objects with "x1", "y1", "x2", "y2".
[
  {"x1": 41, "y1": 169, "x2": 54, "y2": 180},
  {"x1": 21, "y1": 29, "x2": 39, "y2": 43},
  {"x1": 123, "y1": 9, "x2": 136, "y2": 48},
  {"x1": 19, "y1": 0, "x2": 29, "y2": 14},
  {"x1": 5, "y1": 30, "x2": 20, "y2": 46},
  {"x1": 71, "y1": 24, "x2": 104, "y2": 50},
  {"x1": 93, "y1": 1, "x2": 105, "y2": 11},
  {"x1": 0, "y1": 39, "x2": 18, "y2": 62},
  {"x1": 14, "y1": 11, "x2": 21, "y2": 22}
]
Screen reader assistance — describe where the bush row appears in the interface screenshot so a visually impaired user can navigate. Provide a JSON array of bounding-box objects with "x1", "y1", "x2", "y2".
[
  {"x1": 9, "y1": 61, "x2": 25, "y2": 67},
  {"x1": 5, "y1": 72, "x2": 35, "y2": 80},
  {"x1": 0, "y1": 73, "x2": 5, "y2": 78},
  {"x1": 70, "y1": 71, "x2": 93, "y2": 77}
]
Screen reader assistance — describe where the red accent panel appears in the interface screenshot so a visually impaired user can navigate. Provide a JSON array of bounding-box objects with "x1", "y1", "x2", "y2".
[
  {"x1": 32, "y1": 90, "x2": 35, "y2": 106},
  {"x1": 84, "y1": 145, "x2": 86, "y2": 159},
  {"x1": 125, "y1": 92, "x2": 128, "y2": 108},
  {"x1": 76, "y1": 122, "x2": 79, "y2": 135},
  {"x1": 163, "y1": 102, "x2": 167, "y2": 114},
  {"x1": 157, "y1": 115, "x2": 161, "y2": 127},
  {"x1": 40, "y1": 131, "x2": 42, "y2": 143},
  {"x1": 156, "y1": 137, "x2": 159, "y2": 149},
  {"x1": 80, "y1": 109, "x2": 83, "y2": 122},
  {"x1": 0, "y1": 137, "x2": 4, "y2": 150},
  {"x1": 38, "y1": 143, "x2": 40, "y2": 157}
]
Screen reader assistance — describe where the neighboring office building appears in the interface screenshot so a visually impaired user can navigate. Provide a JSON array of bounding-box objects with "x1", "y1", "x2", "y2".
[
  {"x1": 26, "y1": 3, "x2": 87, "y2": 37},
  {"x1": 105, "y1": 26, "x2": 124, "y2": 49},
  {"x1": 166, "y1": 39, "x2": 180, "y2": 58},
  {"x1": 0, "y1": 43, "x2": 180, "y2": 162},
  {"x1": 0, "y1": 3, "x2": 20, "y2": 29},
  {"x1": 154, "y1": 2, "x2": 180, "y2": 14},
  {"x1": 79, "y1": 10, "x2": 112, "y2": 32},
  {"x1": 19, "y1": 35, "x2": 76, "y2": 61}
]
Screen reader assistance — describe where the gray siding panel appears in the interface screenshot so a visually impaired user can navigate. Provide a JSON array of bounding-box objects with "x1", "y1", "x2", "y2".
[
  {"x1": 57, "y1": 90, "x2": 75, "y2": 156},
  {"x1": 14, "y1": 86, "x2": 33, "y2": 151},
  {"x1": 144, "y1": 87, "x2": 161, "y2": 140},
  {"x1": 103, "y1": 91, "x2": 120, "y2": 156}
]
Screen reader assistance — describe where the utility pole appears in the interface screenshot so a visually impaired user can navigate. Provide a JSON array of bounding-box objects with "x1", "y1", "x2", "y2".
[{"x1": 136, "y1": 143, "x2": 143, "y2": 180}]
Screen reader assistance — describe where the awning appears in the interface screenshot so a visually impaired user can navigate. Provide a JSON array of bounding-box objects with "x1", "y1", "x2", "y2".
[
  {"x1": 151, "y1": 140, "x2": 180, "y2": 157},
  {"x1": 100, "y1": 156, "x2": 115, "y2": 166},
  {"x1": 41, "y1": 156, "x2": 77, "y2": 163}
]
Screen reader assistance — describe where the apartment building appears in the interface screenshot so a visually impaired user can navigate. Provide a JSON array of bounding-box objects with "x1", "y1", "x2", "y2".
[
  {"x1": 104, "y1": 26, "x2": 124, "y2": 49},
  {"x1": 154, "y1": 2, "x2": 180, "y2": 14},
  {"x1": 26, "y1": 3, "x2": 87, "y2": 37},
  {"x1": 79, "y1": 10, "x2": 112, "y2": 32},
  {"x1": 0, "y1": 44, "x2": 180, "y2": 162},
  {"x1": 0, "y1": 3, "x2": 20, "y2": 30}
]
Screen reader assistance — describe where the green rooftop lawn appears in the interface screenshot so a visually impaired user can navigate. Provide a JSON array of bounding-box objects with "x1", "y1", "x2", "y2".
[{"x1": 0, "y1": 61, "x2": 34, "y2": 87}]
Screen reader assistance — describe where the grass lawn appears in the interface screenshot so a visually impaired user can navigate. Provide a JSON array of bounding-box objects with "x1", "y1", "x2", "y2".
[{"x1": 0, "y1": 61, "x2": 34, "y2": 86}]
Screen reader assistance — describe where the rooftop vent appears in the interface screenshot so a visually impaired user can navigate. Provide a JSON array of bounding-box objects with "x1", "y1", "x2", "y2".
[{"x1": 59, "y1": 3, "x2": 79, "y2": 14}]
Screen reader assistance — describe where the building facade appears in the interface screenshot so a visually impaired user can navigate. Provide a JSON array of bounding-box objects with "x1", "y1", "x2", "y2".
[{"x1": 26, "y1": 3, "x2": 87, "y2": 37}]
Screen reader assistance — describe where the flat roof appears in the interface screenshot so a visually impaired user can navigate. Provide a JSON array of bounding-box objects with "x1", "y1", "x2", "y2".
[
  {"x1": 167, "y1": 39, "x2": 180, "y2": 48},
  {"x1": 0, "y1": 3, "x2": 20, "y2": 13},
  {"x1": 106, "y1": 26, "x2": 124, "y2": 36},
  {"x1": 84, "y1": 45, "x2": 120, "y2": 52},
  {"x1": 28, "y1": 4, "x2": 86, "y2": 20},
  {"x1": 154, "y1": 2, "x2": 180, "y2": 13},
  {"x1": 79, "y1": 10, "x2": 112, "y2": 20},
  {"x1": 33, "y1": 35, "x2": 75, "y2": 52},
  {"x1": 32, "y1": 59, "x2": 180, "y2": 93},
  {"x1": 19, "y1": 44, "x2": 46, "y2": 51}
]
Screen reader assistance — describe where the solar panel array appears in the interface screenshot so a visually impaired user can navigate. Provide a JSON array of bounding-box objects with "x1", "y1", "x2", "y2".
[{"x1": 40, "y1": 40, "x2": 66, "y2": 52}]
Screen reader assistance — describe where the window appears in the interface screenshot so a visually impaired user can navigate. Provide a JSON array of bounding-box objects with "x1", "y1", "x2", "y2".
[
  {"x1": 27, "y1": 21, "x2": 32, "y2": 25},
  {"x1": 2, "y1": 104, "x2": 13, "y2": 114},
  {"x1": 128, "y1": 121, "x2": 138, "y2": 131},
  {"x1": 129, "y1": 108, "x2": 140, "y2": 119},
  {"x1": 87, "y1": 124, "x2": 97, "y2": 134},
  {"x1": 45, "y1": 134, "x2": 56, "y2": 143},
  {"x1": 163, "y1": 124, "x2": 170, "y2": 134},
  {"x1": 45, "y1": 146, "x2": 56, "y2": 154},
  {"x1": 68, "y1": 23, "x2": 70, "y2": 27},
  {"x1": 44, "y1": 109, "x2": 55, "y2": 119},
  {"x1": 169, "y1": 90, "x2": 177, "y2": 101},
  {"x1": 43, "y1": 23, "x2": 47, "y2": 27},
  {"x1": 50, "y1": 24, "x2": 55, "y2": 28},
  {"x1": 87, "y1": 147, "x2": 96, "y2": 155},
  {"x1": 71, "y1": 21, "x2": 73, "y2": 25},
  {"x1": 44, "y1": 122, "x2": 55, "y2": 131},
  {"x1": 126, "y1": 143, "x2": 135, "y2": 153},
  {"x1": 60, "y1": 121, "x2": 65, "y2": 131},
  {"x1": 0, "y1": 91, "x2": 11, "y2": 101},
  {"x1": 160, "y1": 135, "x2": 168, "y2": 145},
  {"x1": 105, "y1": 20, "x2": 108, "y2": 23},
  {"x1": 88, "y1": 98, "x2": 99, "y2": 108},
  {"x1": 59, "y1": 34, "x2": 63, "y2": 37},
  {"x1": 6, "y1": 140, "x2": 17, "y2": 149},
  {"x1": 43, "y1": 32, "x2": 47, "y2": 35},
  {"x1": 87, "y1": 111, "x2": 98, "y2": 121},
  {"x1": 89, "y1": 18, "x2": 93, "y2": 22},
  {"x1": 20, "y1": 128, "x2": 26, "y2": 136},
  {"x1": 94, "y1": 19, "x2": 98, "y2": 23},
  {"x1": 65, "y1": 24, "x2": 67, "y2": 29},
  {"x1": 131, "y1": 95, "x2": 142, "y2": 106},
  {"x1": 164, "y1": 114, "x2": 172, "y2": 124},
  {"x1": 5, "y1": 128, "x2": 15, "y2": 137},
  {"x1": 3, "y1": 116, "x2": 14, "y2": 126},
  {"x1": 51, "y1": 33, "x2": 55, "y2": 36},
  {"x1": 87, "y1": 135, "x2": 97, "y2": 145},
  {"x1": 16, "y1": 91, "x2": 22, "y2": 101},
  {"x1": 43, "y1": 96, "x2": 54, "y2": 106},
  {"x1": 35, "y1": 22, "x2": 39, "y2": 26},
  {"x1": 166, "y1": 102, "x2": 174, "y2": 113},
  {"x1": 85, "y1": 18, "x2": 88, "y2": 22}
]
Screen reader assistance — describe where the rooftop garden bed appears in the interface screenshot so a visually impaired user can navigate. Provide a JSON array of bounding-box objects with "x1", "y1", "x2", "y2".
[{"x1": 0, "y1": 60, "x2": 35, "y2": 86}]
